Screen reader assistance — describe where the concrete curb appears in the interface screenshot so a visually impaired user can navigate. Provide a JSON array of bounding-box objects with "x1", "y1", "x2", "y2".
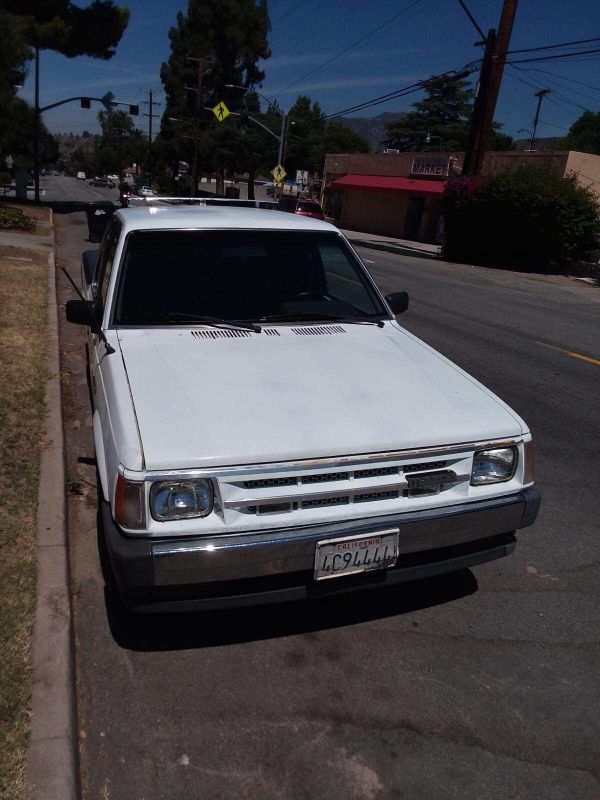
[
  {"x1": 25, "y1": 209, "x2": 78, "y2": 800},
  {"x1": 347, "y1": 237, "x2": 441, "y2": 261}
]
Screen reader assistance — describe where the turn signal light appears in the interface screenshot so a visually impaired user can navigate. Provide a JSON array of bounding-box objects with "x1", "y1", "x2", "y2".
[
  {"x1": 115, "y1": 474, "x2": 146, "y2": 529},
  {"x1": 523, "y1": 440, "x2": 534, "y2": 485}
]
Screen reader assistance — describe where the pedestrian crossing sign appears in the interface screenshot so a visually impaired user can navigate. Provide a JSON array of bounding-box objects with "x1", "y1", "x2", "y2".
[
  {"x1": 271, "y1": 164, "x2": 286, "y2": 183},
  {"x1": 212, "y1": 101, "x2": 230, "y2": 122}
]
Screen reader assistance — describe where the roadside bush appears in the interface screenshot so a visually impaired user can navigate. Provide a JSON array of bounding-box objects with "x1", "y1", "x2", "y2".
[
  {"x1": 0, "y1": 206, "x2": 36, "y2": 233},
  {"x1": 442, "y1": 166, "x2": 599, "y2": 271}
]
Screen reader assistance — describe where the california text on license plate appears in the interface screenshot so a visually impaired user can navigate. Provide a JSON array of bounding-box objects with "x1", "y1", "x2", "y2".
[{"x1": 314, "y1": 529, "x2": 400, "y2": 581}]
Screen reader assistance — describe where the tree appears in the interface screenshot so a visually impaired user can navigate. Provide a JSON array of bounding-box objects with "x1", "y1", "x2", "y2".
[
  {"x1": 564, "y1": 110, "x2": 600, "y2": 155},
  {"x1": 158, "y1": 0, "x2": 270, "y2": 188},
  {"x1": 0, "y1": 9, "x2": 30, "y2": 109},
  {"x1": 0, "y1": 0, "x2": 130, "y2": 59},
  {"x1": 384, "y1": 74, "x2": 511, "y2": 153},
  {"x1": 96, "y1": 109, "x2": 146, "y2": 174},
  {"x1": 323, "y1": 120, "x2": 371, "y2": 158},
  {"x1": 0, "y1": 1, "x2": 129, "y2": 178},
  {"x1": 0, "y1": 97, "x2": 58, "y2": 166},
  {"x1": 384, "y1": 75, "x2": 474, "y2": 152}
]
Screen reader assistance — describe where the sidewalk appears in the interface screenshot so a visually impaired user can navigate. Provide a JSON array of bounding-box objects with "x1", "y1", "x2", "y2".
[{"x1": 337, "y1": 227, "x2": 442, "y2": 260}]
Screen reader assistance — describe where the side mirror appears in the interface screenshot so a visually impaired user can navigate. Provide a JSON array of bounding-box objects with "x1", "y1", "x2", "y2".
[
  {"x1": 82, "y1": 249, "x2": 98, "y2": 285},
  {"x1": 65, "y1": 299, "x2": 98, "y2": 329},
  {"x1": 385, "y1": 291, "x2": 409, "y2": 315}
]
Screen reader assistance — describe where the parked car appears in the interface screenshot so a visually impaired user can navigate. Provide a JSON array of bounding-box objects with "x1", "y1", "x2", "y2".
[
  {"x1": 138, "y1": 185, "x2": 154, "y2": 196},
  {"x1": 65, "y1": 206, "x2": 539, "y2": 612},
  {"x1": 76, "y1": 171, "x2": 86, "y2": 180},
  {"x1": 278, "y1": 196, "x2": 325, "y2": 220}
]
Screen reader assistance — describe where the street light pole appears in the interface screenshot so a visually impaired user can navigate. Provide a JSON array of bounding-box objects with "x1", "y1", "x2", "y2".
[{"x1": 226, "y1": 84, "x2": 288, "y2": 198}]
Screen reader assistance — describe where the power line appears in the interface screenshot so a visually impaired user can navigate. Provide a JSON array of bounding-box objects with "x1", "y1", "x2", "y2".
[
  {"x1": 523, "y1": 68, "x2": 600, "y2": 106},
  {"x1": 506, "y1": 35, "x2": 600, "y2": 55},
  {"x1": 270, "y1": 0, "x2": 309, "y2": 27},
  {"x1": 456, "y1": 0, "x2": 487, "y2": 41},
  {"x1": 526, "y1": 67, "x2": 600, "y2": 97},
  {"x1": 272, "y1": 0, "x2": 425, "y2": 98},
  {"x1": 505, "y1": 47, "x2": 600, "y2": 65},
  {"x1": 325, "y1": 67, "x2": 476, "y2": 119},
  {"x1": 510, "y1": 64, "x2": 593, "y2": 112}
]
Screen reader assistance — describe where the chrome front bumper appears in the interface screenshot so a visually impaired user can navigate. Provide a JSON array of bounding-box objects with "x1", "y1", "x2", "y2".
[{"x1": 102, "y1": 487, "x2": 540, "y2": 611}]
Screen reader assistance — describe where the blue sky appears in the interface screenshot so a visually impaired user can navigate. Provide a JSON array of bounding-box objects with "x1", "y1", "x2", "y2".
[{"x1": 21, "y1": 0, "x2": 600, "y2": 142}]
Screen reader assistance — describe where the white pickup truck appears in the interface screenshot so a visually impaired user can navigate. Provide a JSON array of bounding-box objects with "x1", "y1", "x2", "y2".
[{"x1": 66, "y1": 204, "x2": 540, "y2": 611}]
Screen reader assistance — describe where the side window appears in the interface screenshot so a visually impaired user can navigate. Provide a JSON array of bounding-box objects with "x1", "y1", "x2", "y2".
[
  {"x1": 96, "y1": 220, "x2": 121, "y2": 307},
  {"x1": 319, "y1": 241, "x2": 378, "y2": 314}
]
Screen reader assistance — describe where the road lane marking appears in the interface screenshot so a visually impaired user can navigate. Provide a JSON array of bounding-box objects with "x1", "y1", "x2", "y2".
[
  {"x1": 363, "y1": 259, "x2": 376, "y2": 264},
  {"x1": 535, "y1": 340, "x2": 600, "y2": 366}
]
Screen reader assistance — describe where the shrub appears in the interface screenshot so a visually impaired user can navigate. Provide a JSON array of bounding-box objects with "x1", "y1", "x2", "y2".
[
  {"x1": 0, "y1": 206, "x2": 36, "y2": 232},
  {"x1": 442, "y1": 166, "x2": 599, "y2": 271}
]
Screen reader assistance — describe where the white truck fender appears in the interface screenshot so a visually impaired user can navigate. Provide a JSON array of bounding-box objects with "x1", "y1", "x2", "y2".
[{"x1": 93, "y1": 409, "x2": 109, "y2": 502}]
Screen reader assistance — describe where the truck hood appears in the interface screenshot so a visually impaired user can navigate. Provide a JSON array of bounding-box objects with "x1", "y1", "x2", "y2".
[{"x1": 117, "y1": 324, "x2": 524, "y2": 471}]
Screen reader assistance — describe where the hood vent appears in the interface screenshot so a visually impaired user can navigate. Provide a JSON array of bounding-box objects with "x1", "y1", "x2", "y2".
[
  {"x1": 292, "y1": 325, "x2": 346, "y2": 336},
  {"x1": 191, "y1": 329, "x2": 252, "y2": 340},
  {"x1": 264, "y1": 328, "x2": 280, "y2": 337}
]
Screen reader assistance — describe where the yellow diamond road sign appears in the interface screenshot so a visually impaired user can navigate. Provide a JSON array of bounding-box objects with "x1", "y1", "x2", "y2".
[
  {"x1": 212, "y1": 101, "x2": 230, "y2": 122},
  {"x1": 271, "y1": 164, "x2": 286, "y2": 183}
]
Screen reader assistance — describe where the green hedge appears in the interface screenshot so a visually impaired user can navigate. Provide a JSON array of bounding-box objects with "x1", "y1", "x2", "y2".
[
  {"x1": 442, "y1": 166, "x2": 599, "y2": 271},
  {"x1": 0, "y1": 207, "x2": 36, "y2": 233}
]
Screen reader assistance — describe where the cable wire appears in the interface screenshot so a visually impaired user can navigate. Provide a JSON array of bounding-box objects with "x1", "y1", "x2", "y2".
[
  {"x1": 272, "y1": 0, "x2": 425, "y2": 98},
  {"x1": 324, "y1": 67, "x2": 477, "y2": 119},
  {"x1": 506, "y1": 35, "x2": 600, "y2": 55}
]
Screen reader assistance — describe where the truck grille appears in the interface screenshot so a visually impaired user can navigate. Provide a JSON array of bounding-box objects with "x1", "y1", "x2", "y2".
[{"x1": 220, "y1": 455, "x2": 468, "y2": 521}]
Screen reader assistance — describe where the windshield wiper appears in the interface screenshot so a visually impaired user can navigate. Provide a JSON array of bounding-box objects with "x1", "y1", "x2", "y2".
[
  {"x1": 165, "y1": 313, "x2": 261, "y2": 332},
  {"x1": 259, "y1": 311, "x2": 385, "y2": 328}
]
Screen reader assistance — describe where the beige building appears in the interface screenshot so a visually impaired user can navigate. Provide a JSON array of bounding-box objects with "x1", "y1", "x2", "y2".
[{"x1": 322, "y1": 150, "x2": 600, "y2": 243}]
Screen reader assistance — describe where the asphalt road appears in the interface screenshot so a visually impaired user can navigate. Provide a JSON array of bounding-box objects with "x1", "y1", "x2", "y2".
[{"x1": 51, "y1": 174, "x2": 600, "y2": 800}]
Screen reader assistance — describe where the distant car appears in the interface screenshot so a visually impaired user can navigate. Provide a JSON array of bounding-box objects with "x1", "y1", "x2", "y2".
[
  {"x1": 52, "y1": 170, "x2": 60, "y2": 177},
  {"x1": 77, "y1": 171, "x2": 86, "y2": 180},
  {"x1": 278, "y1": 196, "x2": 325, "y2": 220},
  {"x1": 107, "y1": 174, "x2": 119, "y2": 183},
  {"x1": 90, "y1": 176, "x2": 114, "y2": 188},
  {"x1": 138, "y1": 186, "x2": 154, "y2": 197}
]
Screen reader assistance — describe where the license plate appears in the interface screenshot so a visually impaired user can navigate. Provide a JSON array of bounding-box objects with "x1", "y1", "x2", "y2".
[{"x1": 314, "y1": 529, "x2": 399, "y2": 581}]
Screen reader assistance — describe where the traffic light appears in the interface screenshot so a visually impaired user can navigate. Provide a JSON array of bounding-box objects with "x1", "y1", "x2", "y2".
[
  {"x1": 129, "y1": 104, "x2": 139, "y2": 116},
  {"x1": 80, "y1": 97, "x2": 91, "y2": 109}
]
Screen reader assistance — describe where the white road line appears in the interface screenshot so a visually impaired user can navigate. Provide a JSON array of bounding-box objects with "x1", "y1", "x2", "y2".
[{"x1": 363, "y1": 259, "x2": 376, "y2": 264}]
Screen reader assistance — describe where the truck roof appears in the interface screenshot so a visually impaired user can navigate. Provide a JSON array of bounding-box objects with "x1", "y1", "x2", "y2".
[{"x1": 114, "y1": 205, "x2": 336, "y2": 234}]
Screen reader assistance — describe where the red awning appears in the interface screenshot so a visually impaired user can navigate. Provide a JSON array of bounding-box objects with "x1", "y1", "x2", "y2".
[{"x1": 332, "y1": 174, "x2": 446, "y2": 194}]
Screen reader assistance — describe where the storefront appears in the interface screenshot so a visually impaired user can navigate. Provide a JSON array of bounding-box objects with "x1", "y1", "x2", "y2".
[
  {"x1": 332, "y1": 174, "x2": 446, "y2": 241},
  {"x1": 332, "y1": 164, "x2": 448, "y2": 242},
  {"x1": 323, "y1": 149, "x2": 600, "y2": 243}
]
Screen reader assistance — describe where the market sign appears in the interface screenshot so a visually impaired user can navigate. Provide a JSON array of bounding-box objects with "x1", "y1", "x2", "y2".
[{"x1": 410, "y1": 156, "x2": 449, "y2": 177}]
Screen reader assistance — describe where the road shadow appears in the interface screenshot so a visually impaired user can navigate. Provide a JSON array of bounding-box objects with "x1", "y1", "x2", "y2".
[{"x1": 99, "y1": 514, "x2": 478, "y2": 652}]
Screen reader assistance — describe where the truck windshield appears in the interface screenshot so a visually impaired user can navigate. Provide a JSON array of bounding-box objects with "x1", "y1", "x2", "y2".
[{"x1": 112, "y1": 230, "x2": 388, "y2": 326}]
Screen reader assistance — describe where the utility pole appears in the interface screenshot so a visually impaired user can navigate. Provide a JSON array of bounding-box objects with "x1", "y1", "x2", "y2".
[
  {"x1": 33, "y1": 47, "x2": 40, "y2": 203},
  {"x1": 186, "y1": 56, "x2": 213, "y2": 197},
  {"x1": 142, "y1": 90, "x2": 161, "y2": 185},
  {"x1": 462, "y1": 0, "x2": 519, "y2": 176},
  {"x1": 529, "y1": 89, "x2": 550, "y2": 150}
]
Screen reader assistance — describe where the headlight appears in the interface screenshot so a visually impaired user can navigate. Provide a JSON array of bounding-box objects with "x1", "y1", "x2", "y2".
[
  {"x1": 471, "y1": 447, "x2": 517, "y2": 485},
  {"x1": 150, "y1": 479, "x2": 213, "y2": 521}
]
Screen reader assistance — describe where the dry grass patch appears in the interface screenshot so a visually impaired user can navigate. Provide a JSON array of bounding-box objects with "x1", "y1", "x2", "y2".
[{"x1": 0, "y1": 244, "x2": 48, "y2": 800}]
